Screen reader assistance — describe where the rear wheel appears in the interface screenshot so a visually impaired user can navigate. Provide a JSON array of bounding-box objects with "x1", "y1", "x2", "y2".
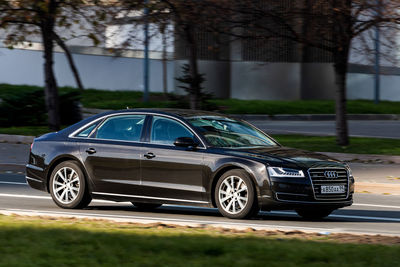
[
  {"x1": 132, "y1": 203, "x2": 162, "y2": 210},
  {"x1": 295, "y1": 208, "x2": 334, "y2": 220},
  {"x1": 49, "y1": 161, "x2": 91, "y2": 209},
  {"x1": 215, "y1": 169, "x2": 259, "y2": 219}
]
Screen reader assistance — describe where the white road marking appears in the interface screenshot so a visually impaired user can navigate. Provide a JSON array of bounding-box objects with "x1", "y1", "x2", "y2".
[
  {"x1": 0, "y1": 181, "x2": 27, "y2": 185},
  {"x1": 0, "y1": 193, "x2": 121, "y2": 204},
  {"x1": 353, "y1": 203, "x2": 400, "y2": 209},
  {"x1": 1, "y1": 193, "x2": 400, "y2": 222},
  {"x1": 270, "y1": 211, "x2": 400, "y2": 222}
]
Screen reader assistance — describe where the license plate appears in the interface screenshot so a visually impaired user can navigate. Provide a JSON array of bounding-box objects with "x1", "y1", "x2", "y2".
[{"x1": 321, "y1": 185, "x2": 345, "y2": 194}]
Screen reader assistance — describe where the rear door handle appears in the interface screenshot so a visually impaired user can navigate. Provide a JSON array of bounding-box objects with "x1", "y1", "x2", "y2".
[
  {"x1": 85, "y1": 148, "x2": 97, "y2": 154},
  {"x1": 144, "y1": 152, "x2": 155, "y2": 159}
]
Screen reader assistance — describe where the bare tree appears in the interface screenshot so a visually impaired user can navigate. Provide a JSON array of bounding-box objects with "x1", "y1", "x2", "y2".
[
  {"x1": 208, "y1": 0, "x2": 400, "y2": 145},
  {"x1": 0, "y1": 0, "x2": 109, "y2": 130}
]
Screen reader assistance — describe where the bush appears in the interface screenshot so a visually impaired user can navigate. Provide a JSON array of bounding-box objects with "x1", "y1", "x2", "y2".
[{"x1": 0, "y1": 89, "x2": 82, "y2": 127}]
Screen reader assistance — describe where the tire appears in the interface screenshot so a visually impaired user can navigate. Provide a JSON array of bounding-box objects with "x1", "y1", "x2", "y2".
[
  {"x1": 295, "y1": 208, "x2": 334, "y2": 220},
  {"x1": 132, "y1": 203, "x2": 162, "y2": 210},
  {"x1": 49, "y1": 161, "x2": 92, "y2": 209},
  {"x1": 215, "y1": 169, "x2": 259, "y2": 219}
]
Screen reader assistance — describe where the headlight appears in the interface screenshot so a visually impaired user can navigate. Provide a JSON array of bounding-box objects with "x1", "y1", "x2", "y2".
[
  {"x1": 344, "y1": 164, "x2": 353, "y2": 177},
  {"x1": 267, "y1": 167, "x2": 305, "y2": 178}
]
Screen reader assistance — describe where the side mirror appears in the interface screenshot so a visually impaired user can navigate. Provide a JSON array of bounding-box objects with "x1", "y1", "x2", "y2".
[{"x1": 174, "y1": 137, "x2": 199, "y2": 148}]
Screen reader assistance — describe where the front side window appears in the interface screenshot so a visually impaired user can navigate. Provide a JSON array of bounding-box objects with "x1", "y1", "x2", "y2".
[
  {"x1": 187, "y1": 116, "x2": 278, "y2": 148},
  {"x1": 150, "y1": 116, "x2": 194, "y2": 145},
  {"x1": 95, "y1": 115, "x2": 145, "y2": 141}
]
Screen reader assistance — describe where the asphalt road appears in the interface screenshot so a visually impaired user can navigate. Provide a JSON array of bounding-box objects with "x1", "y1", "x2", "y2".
[
  {"x1": 251, "y1": 120, "x2": 400, "y2": 139},
  {"x1": 1, "y1": 173, "x2": 399, "y2": 236}
]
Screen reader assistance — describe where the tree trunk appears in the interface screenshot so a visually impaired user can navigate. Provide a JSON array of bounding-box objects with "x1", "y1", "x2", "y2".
[
  {"x1": 54, "y1": 33, "x2": 84, "y2": 91},
  {"x1": 333, "y1": 49, "x2": 350, "y2": 146},
  {"x1": 41, "y1": 1, "x2": 60, "y2": 131},
  {"x1": 185, "y1": 26, "x2": 200, "y2": 110}
]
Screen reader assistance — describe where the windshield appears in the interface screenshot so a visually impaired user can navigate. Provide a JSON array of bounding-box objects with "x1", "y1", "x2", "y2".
[{"x1": 186, "y1": 116, "x2": 279, "y2": 148}]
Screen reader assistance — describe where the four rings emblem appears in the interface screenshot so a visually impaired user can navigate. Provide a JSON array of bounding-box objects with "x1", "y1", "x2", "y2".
[{"x1": 324, "y1": 171, "x2": 338, "y2": 178}]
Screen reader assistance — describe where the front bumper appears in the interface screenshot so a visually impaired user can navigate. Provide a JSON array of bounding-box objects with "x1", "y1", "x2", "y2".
[{"x1": 258, "y1": 173, "x2": 355, "y2": 211}]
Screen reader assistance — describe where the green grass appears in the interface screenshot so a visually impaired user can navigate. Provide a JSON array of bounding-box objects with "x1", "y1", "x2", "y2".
[
  {"x1": 273, "y1": 135, "x2": 400, "y2": 155},
  {"x1": 0, "y1": 215, "x2": 399, "y2": 266},
  {"x1": 0, "y1": 126, "x2": 50, "y2": 137},
  {"x1": 1, "y1": 83, "x2": 400, "y2": 114}
]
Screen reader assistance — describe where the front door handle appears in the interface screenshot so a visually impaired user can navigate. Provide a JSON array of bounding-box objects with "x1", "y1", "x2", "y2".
[
  {"x1": 144, "y1": 152, "x2": 156, "y2": 159},
  {"x1": 85, "y1": 148, "x2": 97, "y2": 154}
]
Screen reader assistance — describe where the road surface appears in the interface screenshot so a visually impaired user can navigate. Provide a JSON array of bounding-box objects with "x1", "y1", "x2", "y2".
[
  {"x1": 251, "y1": 120, "x2": 400, "y2": 139},
  {"x1": 1, "y1": 173, "x2": 399, "y2": 236}
]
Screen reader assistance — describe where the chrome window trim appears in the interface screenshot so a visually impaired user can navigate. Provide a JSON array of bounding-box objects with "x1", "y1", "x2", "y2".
[
  {"x1": 92, "y1": 191, "x2": 209, "y2": 204},
  {"x1": 307, "y1": 167, "x2": 350, "y2": 201},
  {"x1": 68, "y1": 112, "x2": 207, "y2": 149}
]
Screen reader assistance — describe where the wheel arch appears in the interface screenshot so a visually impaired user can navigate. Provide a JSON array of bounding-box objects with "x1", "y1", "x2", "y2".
[
  {"x1": 45, "y1": 155, "x2": 90, "y2": 193},
  {"x1": 209, "y1": 163, "x2": 261, "y2": 208}
]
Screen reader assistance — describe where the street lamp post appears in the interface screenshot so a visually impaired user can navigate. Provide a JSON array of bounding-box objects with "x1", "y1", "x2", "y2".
[
  {"x1": 374, "y1": 0, "x2": 381, "y2": 105},
  {"x1": 143, "y1": 0, "x2": 150, "y2": 103}
]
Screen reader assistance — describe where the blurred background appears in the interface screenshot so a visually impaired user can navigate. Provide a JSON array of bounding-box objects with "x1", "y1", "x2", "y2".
[{"x1": 0, "y1": 0, "x2": 399, "y2": 151}]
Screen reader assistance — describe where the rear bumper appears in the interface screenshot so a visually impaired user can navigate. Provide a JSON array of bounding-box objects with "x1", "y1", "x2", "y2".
[{"x1": 26, "y1": 164, "x2": 47, "y2": 192}]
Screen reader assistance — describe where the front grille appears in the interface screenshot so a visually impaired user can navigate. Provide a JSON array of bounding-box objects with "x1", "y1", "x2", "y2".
[{"x1": 308, "y1": 168, "x2": 349, "y2": 200}]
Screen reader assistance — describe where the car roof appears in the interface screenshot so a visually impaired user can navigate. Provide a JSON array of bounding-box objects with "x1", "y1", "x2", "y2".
[
  {"x1": 58, "y1": 108, "x2": 230, "y2": 137},
  {"x1": 113, "y1": 108, "x2": 226, "y2": 119}
]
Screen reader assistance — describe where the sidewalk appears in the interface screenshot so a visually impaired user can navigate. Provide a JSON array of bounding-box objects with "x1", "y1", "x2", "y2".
[{"x1": 1, "y1": 142, "x2": 399, "y2": 195}]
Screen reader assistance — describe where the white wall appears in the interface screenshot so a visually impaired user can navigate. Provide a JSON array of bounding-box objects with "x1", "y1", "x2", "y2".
[
  {"x1": 230, "y1": 62, "x2": 302, "y2": 100},
  {"x1": 0, "y1": 47, "x2": 174, "y2": 92},
  {"x1": 347, "y1": 73, "x2": 400, "y2": 101}
]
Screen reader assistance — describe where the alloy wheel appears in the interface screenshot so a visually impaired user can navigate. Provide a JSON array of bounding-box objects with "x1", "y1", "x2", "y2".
[
  {"x1": 218, "y1": 175, "x2": 249, "y2": 215},
  {"x1": 52, "y1": 167, "x2": 81, "y2": 204}
]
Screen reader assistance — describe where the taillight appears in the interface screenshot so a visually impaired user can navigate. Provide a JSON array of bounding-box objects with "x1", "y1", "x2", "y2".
[{"x1": 30, "y1": 142, "x2": 34, "y2": 152}]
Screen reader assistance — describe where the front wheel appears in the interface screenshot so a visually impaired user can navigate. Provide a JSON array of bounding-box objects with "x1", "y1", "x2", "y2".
[
  {"x1": 49, "y1": 161, "x2": 92, "y2": 209},
  {"x1": 295, "y1": 208, "x2": 334, "y2": 220},
  {"x1": 215, "y1": 169, "x2": 259, "y2": 219}
]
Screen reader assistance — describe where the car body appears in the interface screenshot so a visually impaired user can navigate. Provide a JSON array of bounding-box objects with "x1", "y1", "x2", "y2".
[{"x1": 26, "y1": 109, "x2": 354, "y2": 219}]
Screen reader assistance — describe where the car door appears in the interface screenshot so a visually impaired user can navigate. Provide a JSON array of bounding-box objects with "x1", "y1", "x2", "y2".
[
  {"x1": 140, "y1": 115, "x2": 207, "y2": 203},
  {"x1": 78, "y1": 114, "x2": 146, "y2": 195}
]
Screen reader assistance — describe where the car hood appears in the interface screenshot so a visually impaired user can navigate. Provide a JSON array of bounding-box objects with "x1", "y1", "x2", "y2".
[{"x1": 224, "y1": 146, "x2": 344, "y2": 169}]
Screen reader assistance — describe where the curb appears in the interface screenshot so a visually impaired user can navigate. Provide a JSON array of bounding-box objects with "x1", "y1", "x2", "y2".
[{"x1": 0, "y1": 134, "x2": 34, "y2": 144}]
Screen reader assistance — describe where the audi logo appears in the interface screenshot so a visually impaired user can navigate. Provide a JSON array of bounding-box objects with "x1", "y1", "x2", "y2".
[{"x1": 324, "y1": 171, "x2": 338, "y2": 178}]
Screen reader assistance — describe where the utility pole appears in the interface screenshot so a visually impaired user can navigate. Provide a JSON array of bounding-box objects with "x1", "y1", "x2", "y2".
[
  {"x1": 374, "y1": 0, "x2": 381, "y2": 104},
  {"x1": 143, "y1": 0, "x2": 150, "y2": 102}
]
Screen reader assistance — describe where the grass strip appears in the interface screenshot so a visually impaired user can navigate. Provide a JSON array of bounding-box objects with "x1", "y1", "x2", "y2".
[
  {"x1": 273, "y1": 135, "x2": 400, "y2": 156},
  {"x1": 1, "y1": 84, "x2": 400, "y2": 114},
  {"x1": 0, "y1": 215, "x2": 399, "y2": 266}
]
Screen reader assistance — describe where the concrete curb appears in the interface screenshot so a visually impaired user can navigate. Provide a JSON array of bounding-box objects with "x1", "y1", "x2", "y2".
[{"x1": 0, "y1": 134, "x2": 34, "y2": 144}]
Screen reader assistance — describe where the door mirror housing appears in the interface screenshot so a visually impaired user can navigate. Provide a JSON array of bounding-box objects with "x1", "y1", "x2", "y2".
[{"x1": 174, "y1": 137, "x2": 199, "y2": 148}]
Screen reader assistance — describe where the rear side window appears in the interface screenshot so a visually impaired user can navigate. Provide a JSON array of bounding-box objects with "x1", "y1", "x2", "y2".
[
  {"x1": 95, "y1": 115, "x2": 145, "y2": 142},
  {"x1": 76, "y1": 122, "x2": 99, "y2": 138},
  {"x1": 150, "y1": 116, "x2": 194, "y2": 145}
]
